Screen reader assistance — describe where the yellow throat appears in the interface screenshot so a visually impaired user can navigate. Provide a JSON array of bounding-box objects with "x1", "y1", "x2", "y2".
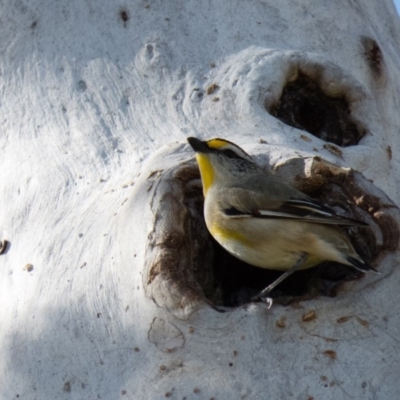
[{"x1": 195, "y1": 153, "x2": 215, "y2": 196}]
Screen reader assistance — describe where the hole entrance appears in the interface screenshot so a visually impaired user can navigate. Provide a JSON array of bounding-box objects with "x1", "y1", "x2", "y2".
[
  {"x1": 146, "y1": 161, "x2": 391, "y2": 315},
  {"x1": 269, "y1": 72, "x2": 365, "y2": 147}
]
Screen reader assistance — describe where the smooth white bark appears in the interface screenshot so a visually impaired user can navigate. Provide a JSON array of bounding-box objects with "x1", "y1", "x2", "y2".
[{"x1": 1, "y1": 1, "x2": 400, "y2": 399}]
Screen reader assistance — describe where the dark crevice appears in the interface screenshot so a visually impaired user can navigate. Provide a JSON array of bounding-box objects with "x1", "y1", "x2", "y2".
[
  {"x1": 211, "y1": 238, "x2": 363, "y2": 307},
  {"x1": 361, "y1": 36, "x2": 385, "y2": 80},
  {"x1": 269, "y1": 72, "x2": 365, "y2": 147},
  {"x1": 119, "y1": 8, "x2": 129, "y2": 27}
]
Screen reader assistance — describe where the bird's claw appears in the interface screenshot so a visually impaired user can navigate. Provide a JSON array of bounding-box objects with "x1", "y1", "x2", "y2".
[{"x1": 251, "y1": 295, "x2": 273, "y2": 309}]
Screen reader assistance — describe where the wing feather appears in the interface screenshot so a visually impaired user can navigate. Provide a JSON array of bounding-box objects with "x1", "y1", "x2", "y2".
[{"x1": 223, "y1": 185, "x2": 367, "y2": 227}]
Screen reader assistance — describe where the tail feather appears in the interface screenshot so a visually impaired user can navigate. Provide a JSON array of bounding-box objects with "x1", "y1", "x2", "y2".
[{"x1": 346, "y1": 256, "x2": 380, "y2": 274}]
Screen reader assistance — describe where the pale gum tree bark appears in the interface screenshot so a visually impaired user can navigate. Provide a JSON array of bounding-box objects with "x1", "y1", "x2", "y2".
[{"x1": 1, "y1": 1, "x2": 400, "y2": 399}]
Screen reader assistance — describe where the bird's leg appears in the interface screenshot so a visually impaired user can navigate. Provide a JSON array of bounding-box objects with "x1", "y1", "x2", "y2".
[{"x1": 252, "y1": 253, "x2": 308, "y2": 302}]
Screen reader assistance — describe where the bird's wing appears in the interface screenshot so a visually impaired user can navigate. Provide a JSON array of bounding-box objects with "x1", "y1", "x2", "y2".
[
  {"x1": 261, "y1": 198, "x2": 367, "y2": 226},
  {"x1": 223, "y1": 186, "x2": 367, "y2": 227}
]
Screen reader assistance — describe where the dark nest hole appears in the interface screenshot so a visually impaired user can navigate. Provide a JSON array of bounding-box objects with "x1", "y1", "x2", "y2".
[
  {"x1": 184, "y1": 172, "x2": 377, "y2": 308},
  {"x1": 210, "y1": 238, "x2": 369, "y2": 308},
  {"x1": 268, "y1": 72, "x2": 365, "y2": 147}
]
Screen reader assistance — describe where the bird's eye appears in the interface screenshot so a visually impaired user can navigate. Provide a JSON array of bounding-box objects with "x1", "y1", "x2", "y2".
[{"x1": 223, "y1": 149, "x2": 238, "y2": 159}]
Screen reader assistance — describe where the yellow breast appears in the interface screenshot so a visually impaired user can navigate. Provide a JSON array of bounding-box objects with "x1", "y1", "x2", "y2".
[{"x1": 209, "y1": 224, "x2": 254, "y2": 247}]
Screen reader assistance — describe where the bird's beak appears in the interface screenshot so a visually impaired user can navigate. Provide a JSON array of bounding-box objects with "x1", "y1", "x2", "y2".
[{"x1": 187, "y1": 137, "x2": 211, "y2": 153}]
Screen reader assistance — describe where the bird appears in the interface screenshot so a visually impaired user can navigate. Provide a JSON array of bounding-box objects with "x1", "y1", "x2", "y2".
[{"x1": 187, "y1": 136, "x2": 377, "y2": 303}]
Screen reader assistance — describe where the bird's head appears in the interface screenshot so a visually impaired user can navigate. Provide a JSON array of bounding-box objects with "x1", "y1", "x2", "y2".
[{"x1": 187, "y1": 137, "x2": 258, "y2": 196}]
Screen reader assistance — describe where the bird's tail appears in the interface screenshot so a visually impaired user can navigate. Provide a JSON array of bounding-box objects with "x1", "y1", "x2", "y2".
[{"x1": 346, "y1": 256, "x2": 380, "y2": 274}]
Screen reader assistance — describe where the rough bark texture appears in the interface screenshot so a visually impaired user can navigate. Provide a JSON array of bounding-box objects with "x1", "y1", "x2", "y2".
[{"x1": 1, "y1": 1, "x2": 400, "y2": 399}]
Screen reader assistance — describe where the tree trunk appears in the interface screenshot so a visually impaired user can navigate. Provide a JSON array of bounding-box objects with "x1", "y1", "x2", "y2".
[{"x1": 1, "y1": 1, "x2": 400, "y2": 399}]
